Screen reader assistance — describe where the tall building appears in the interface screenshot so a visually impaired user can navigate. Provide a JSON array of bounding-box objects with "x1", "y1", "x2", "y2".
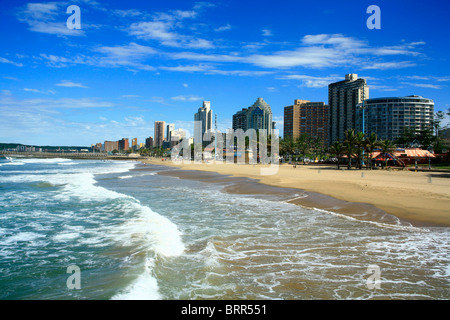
[
  {"x1": 194, "y1": 101, "x2": 213, "y2": 144},
  {"x1": 145, "y1": 136, "x2": 153, "y2": 149},
  {"x1": 154, "y1": 121, "x2": 165, "y2": 148},
  {"x1": 232, "y1": 97, "x2": 273, "y2": 136},
  {"x1": 170, "y1": 128, "x2": 187, "y2": 148},
  {"x1": 132, "y1": 138, "x2": 138, "y2": 150},
  {"x1": 328, "y1": 74, "x2": 369, "y2": 143},
  {"x1": 104, "y1": 140, "x2": 119, "y2": 152},
  {"x1": 166, "y1": 124, "x2": 174, "y2": 142},
  {"x1": 363, "y1": 95, "x2": 434, "y2": 141},
  {"x1": 118, "y1": 138, "x2": 129, "y2": 151},
  {"x1": 284, "y1": 99, "x2": 329, "y2": 144},
  {"x1": 92, "y1": 142, "x2": 102, "y2": 152}
]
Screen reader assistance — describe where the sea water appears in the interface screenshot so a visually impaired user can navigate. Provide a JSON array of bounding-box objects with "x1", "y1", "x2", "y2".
[{"x1": 0, "y1": 157, "x2": 448, "y2": 299}]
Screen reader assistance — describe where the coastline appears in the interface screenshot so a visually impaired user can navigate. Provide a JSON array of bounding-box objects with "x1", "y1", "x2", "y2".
[{"x1": 141, "y1": 158, "x2": 450, "y2": 227}]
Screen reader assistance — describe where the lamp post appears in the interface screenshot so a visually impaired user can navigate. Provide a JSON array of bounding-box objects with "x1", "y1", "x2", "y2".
[
  {"x1": 360, "y1": 82, "x2": 367, "y2": 167},
  {"x1": 214, "y1": 114, "x2": 217, "y2": 161},
  {"x1": 412, "y1": 140, "x2": 419, "y2": 169}
]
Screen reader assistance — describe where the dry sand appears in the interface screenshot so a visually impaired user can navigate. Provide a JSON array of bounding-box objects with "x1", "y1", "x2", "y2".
[{"x1": 142, "y1": 158, "x2": 450, "y2": 227}]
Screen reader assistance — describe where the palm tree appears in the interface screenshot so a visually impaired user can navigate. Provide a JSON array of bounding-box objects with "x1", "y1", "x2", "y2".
[
  {"x1": 329, "y1": 141, "x2": 344, "y2": 170},
  {"x1": 310, "y1": 137, "x2": 325, "y2": 163},
  {"x1": 280, "y1": 136, "x2": 295, "y2": 162},
  {"x1": 296, "y1": 134, "x2": 311, "y2": 164},
  {"x1": 343, "y1": 129, "x2": 357, "y2": 169},
  {"x1": 364, "y1": 132, "x2": 380, "y2": 170},
  {"x1": 379, "y1": 139, "x2": 396, "y2": 168}
]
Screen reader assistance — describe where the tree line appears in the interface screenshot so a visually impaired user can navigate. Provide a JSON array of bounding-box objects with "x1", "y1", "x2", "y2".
[{"x1": 280, "y1": 112, "x2": 448, "y2": 170}]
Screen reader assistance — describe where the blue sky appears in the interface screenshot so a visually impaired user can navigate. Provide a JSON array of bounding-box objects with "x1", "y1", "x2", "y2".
[{"x1": 1, "y1": 0, "x2": 449, "y2": 146}]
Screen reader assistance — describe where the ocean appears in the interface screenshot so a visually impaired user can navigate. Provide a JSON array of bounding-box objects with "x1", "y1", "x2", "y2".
[{"x1": 0, "y1": 157, "x2": 448, "y2": 300}]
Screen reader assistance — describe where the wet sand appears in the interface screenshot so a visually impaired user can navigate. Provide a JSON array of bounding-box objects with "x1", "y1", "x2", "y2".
[{"x1": 141, "y1": 159, "x2": 450, "y2": 227}]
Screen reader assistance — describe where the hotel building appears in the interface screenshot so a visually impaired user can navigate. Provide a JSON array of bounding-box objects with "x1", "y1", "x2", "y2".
[
  {"x1": 166, "y1": 124, "x2": 174, "y2": 142},
  {"x1": 284, "y1": 99, "x2": 329, "y2": 144},
  {"x1": 232, "y1": 97, "x2": 274, "y2": 136},
  {"x1": 328, "y1": 74, "x2": 369, "y2": 144},
  {"x1": 361, "y1": 95, "x2": 434, "y2": 141},
  {"x1": 194, "y1": 101, "x2": 213, "y2": 145},
  {"x1": 154, "y1": 121, "x2": 165, "y2": 148},
  {"x1": 145, "y1": 136, "x2": 153, "y2": 149},
  {"x1": 118, "y1": 138, "x2": 129, "y2": 151},
  {"x1": 104, "y1": 140, "x2": 119, "y2": 152}
]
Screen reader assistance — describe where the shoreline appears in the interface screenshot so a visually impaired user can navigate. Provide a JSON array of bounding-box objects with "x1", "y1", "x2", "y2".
[{"x1": 141, "y1": 159, "x2": 450, "y2": 227}]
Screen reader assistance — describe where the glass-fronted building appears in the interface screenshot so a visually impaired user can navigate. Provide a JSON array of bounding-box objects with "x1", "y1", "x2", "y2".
[{"x1": 360, "y1": 95, "x2": 434, "y2": 141}]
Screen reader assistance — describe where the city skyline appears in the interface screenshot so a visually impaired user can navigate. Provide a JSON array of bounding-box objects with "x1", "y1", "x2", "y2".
[{"x1": 1, "y1": 0, "x2": 450, "y2": 146}]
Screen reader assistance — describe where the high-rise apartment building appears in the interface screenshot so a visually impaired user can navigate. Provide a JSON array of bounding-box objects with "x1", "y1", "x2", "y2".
[
  {"x1": 166, "y1": 124, "x2": 174, "y2": 142},
  {"x1": 328, "y1": 74, "x2": 369, "y2": 144},
  {"x1": 362, "y1": 95, "x2": 434, "y2": 141},
  {"x1": 132, "y1": 138, "x2": 138, "y2": 149},
  {"x1": 170, "y1": 128, "x2": 187, "y2": 148},
  {"x1": 232, "y1": 97, "x2": 274, "y2": 136},
  {"x1": 145, "y1": 136, "x2": 153, "y2": 149},
  {"x1": 284, "y1": 99, "x2": 329, "y2": 144},
  {"x1": 194, "y1": 101, "x2": 213, "y2": 144},
  {"x1": 104, "y1": 140, "x2": 119, "y2": 152},
  {"x1": 118, "y1": 138, "x2": 129, "y2": 151},
  {"x1": 154, "y1": 121, "x2": 165, "y2": 148}
]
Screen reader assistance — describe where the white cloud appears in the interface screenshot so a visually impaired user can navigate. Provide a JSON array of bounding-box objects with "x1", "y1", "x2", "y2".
[
  {"x1": 93, "y1": 42, "x2": 157, "y2": 70},
  {"x1": 362, "y1": 61, "x2": 416, "y2": 70},
  {"x1": 23, "y1": 88, "x2": 56, "y2": 94},
  {"x1": 160, "y1": 64, "x2": 213, "y2": 72},
  {"x1": 171, "y1": 95, "x2": 204, "y2": 101},
  {"x1": 56, "y1": 80, "x2": 88, "y2": 88},
  {"x1": 129, "y1": 20, "x2": 214, "y2": 48},
  {"x1": 113, "y1": 9, "x2": 143, "y2": 18},
  {"x1": 17, "y1": 2, "x2": 85, "y2": 37},
  {"x1": 277, "y1": 74, "x2": 343, "y2": 88},
  {"x1": 262, "y1": 29, "x2": 273, "y2": 37},
  {"x1": 0, "y1": 57, "x2": 24, "y2": 67},
  {"x1": 401, "y1": 82, "x2": 443, "y2": 89},
  {"x1": 249, "y1": 46, "x2": 346, "y2": 69},
  {"x1": 0, "y1": 91, "x2": 114, "y2": 110},
  {"x1": 0, "y1": 91, "x2": 118, "y2": 145},
  {"x1": 39, "y1": 42, "x2": 157, "y2": 71},
  {"x1": 124, "y1": 116, "x2": 146, "y2": 127},
  {"x1": 245, "y1": 34, "x2": 425, "y2": 70},
  {"x1": 215, "y1": 24, "x2": 232, "y2": 32},
  {"x1": 127, "y1": 3, "x2": 215, "y2": 49}
]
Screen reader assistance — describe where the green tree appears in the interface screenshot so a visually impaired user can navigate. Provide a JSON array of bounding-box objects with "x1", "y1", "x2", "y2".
[
  {"x1": 417, "y1": 125, "x2": 435, "y2": 150},
  {"x1": 379, "y1": 139, "x2": 396, "y2": 168},
  {"x1": 343, "y1": 129, "x2": 357, "y2": 169},
  {"x1": 296, "y1": 134, "x2": 311, "y2": 164},
  {"x1": 329, "y1": 141, "x2": 344, "y2": 170},
  {"x1": 280, "y1": 136, "x2": 296, "y2": 162},
  {"x1": 395, "y1": 126, "x2": 417, "y2": 147},
  {"x1": 364, "y1": 132, "x2": 380, "y2": 170},
  {"x1": 310, "y1": 136, "x2": 325, "y2": 162}
]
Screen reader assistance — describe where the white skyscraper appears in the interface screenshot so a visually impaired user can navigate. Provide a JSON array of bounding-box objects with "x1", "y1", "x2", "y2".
[
  {"x1": 166, "y1": 123, "x2": 174, "y2": 142},
  {"x1": 194, "y1": 101, "x2": 213, "y2": 145}
]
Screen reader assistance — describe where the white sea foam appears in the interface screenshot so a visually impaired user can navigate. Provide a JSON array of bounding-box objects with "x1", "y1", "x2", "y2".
[
  {"x1": 111, "y1": 257, "x2": 161, "y2": 300},
  {"x1": 110, "y1": 201, "x2": 185, "y2": 300},
  {"x1": 118, "y1": 175, "x2": 133, "y2": 179},
  {"x1": 3, "y1": 232, "x2": 45, "y2": 245}
]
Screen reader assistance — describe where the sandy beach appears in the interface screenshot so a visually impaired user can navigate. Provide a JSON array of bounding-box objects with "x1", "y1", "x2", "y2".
[{"x1": 142, "y1": 159, "x2": 450, "y2": 227}]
